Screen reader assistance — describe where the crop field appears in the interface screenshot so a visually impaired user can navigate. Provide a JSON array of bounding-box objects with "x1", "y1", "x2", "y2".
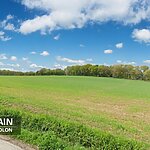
[{"x1": 0, "y1": 76, "x2": 150, "y2": 149}]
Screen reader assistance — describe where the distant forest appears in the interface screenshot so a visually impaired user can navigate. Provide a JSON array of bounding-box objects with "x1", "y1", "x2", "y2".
[{"x1": 1, "y1": 64, "x2": 150, "y2": 81}]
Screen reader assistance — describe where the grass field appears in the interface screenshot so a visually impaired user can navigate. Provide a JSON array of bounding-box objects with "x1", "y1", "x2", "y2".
[{"x1": 0, "y1": 76, "x2": 150, "y2": 149}]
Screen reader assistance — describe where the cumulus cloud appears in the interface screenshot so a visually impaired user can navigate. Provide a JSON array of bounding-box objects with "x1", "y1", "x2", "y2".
[
  {"x1": 57, "y1": 56, "x2": 85, "y2": 64},
  {"x1": 0, "y1": 31, "x2": 4, "y2": 36},
  {"x1": 116, "y1": 60, "x2": 122, "y2": 63},
  {"x1": 0, "y1": 15, "x2": 14, "y2": 27},
  {"x1": 80, "y1": 44, "x2": 85, "y2": 47},
  {"x1": 116, "y1": 43, "x2": 123, "y2": 48},
  {"x1": 22, "y1": 57, "x2": 31, "y2": 64},
  {"x1": 0, "y1": 36, "x2": 12, "y2": 41},
  {"x1": 104, "y1": 49, "x2": 113, "y2": 54},
  {"x1": 10, "y1": 56, "x2": 17, "y2": 61},
  {"x1": 7, "y1": 63, "x2": 20, "y2": 68},
  {"x1": 53, "y1": 34, "x2": 60, "y2": 40},
  {"x1": 0, "y1": 62, "x2": 4, "y2": 66},
  {"x1": 19, "y1": 0, "x2": 150, "y2": 34},
  {"x1": 126, "y1": 62, "x2": 136, "y2": 65},
  {"x1": 0, "y1": 61, "x2": 20, "y2": 71},
  {"x1": 22, "y1": 57, "x2": 28, "y2": 61},
  {"x1": 4, "y1": 23, "x2": 15, "y2": 31},
  {"x1": 6, "y1": 15, "x2": 14, "y2": 20},
  {"x1": 0, "y1": 54, "x2": 8, "y2": 60},
  {"x1": 30, "y1": 63, "x2": 44, "y2": 68},
  {"x1": 0, "y1": 31, "x2": 11, "y2": 41},
  {"x1": 143, "y1": 60, "x2": 150, "y2": 64},
  {"x1": 53, "y1": 64, "x2": 67, "y2": 70},
  {"x1": 117, "y1": 60, "x2": 136, "y2": 65},
  {"x1": 57, "y1": 56, "x2": 92, "y2": 65},
  {"x1": 0, "y1": 14, "x2": 16, "y2": 32},
  {"x1": 30, "y1": 51, "x2": 37, "y2": 54},
  {"x1": 40, "y1": 51, "x2": 49, "y2": 56},
  {"x1": 86, "y1": 58, "x2": 93, "y2": 62},
  {"x1": 132, "y1": 29, "x2": 150, "y2": 43}
]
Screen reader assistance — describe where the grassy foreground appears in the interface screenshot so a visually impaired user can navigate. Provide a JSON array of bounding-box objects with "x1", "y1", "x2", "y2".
[{"x1": 0, "y1": 76, "x2": 149, "y2": 149}]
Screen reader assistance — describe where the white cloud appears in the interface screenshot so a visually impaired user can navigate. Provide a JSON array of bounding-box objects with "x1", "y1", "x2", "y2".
[
  {"x1": 40, "y1": 51, "x2": 49, "y2": 56},
  {"x1": 143, "y1": 60, "x2": 150, "y2": 64},
  {"x1": 0, "y1": 31, "x2": 11, "y2": 41},
  {"x1": 86, "y1": 58, "x2": 93, "y2": 62},
  {"x1": 53, "y1": 34, "x2": 60, "y2": 40},
  {"x1": 132, "y1": 29, "x2": 150, "y2": 43},
  {"x1": 116, "y1": 43, "x2": 123, "y2": 48},
  {"x1": 0, "y1": 61, "x2": 20, "y2": 70},
  {"x1": 16, "y1": 64, "x2": 20, "y2": 67},
  {"x1": 0, "y1": 14, "x2": 15, "y2": 31},
  {"x1": 126, "y1": 62, "x2": 136, "y2": 65},
  {"x1": 0, "y1": 62, "x2": 4, "y2": 66},
  {"x1": 116, "y1": 60, "x2": 136, "y2": 65},
  {"x1": 19, "y1": 0, "x2": 150, "y2": 34},
  {"x1": 129, "y1": 61, "x2": 136, "y2": 65},
  {"x1": 4, "y1": 23, "x2": 15, "y2": 31},
  {"x1": 57, "y1": 56, "x2": 85, "y2": 64},
  {"x1": 30, "y1": 51, "x2": 37, "y2": 54},
  {"x1": 22, "y1": 57, "x2": 28, "y2": 61},
  {"x1": 10, "y1": 56, "x2": 17, "y2": 61},
  {"x1": 30, "y1": 63, "x2": 44, "y2": 68},
  {"x1": 22, "y1": 57, "x2": 31, "y2": 64},
  {"x1": 80, "y1": 44, "x2": 85, "y2": 47},
  {"x1": 56, "y1": 56, "x2": 92, "y2": 65},
  {"x1": 104, "y1": 49, "x2": 113, "y2": 54},
  {"x1": 53, "y1": 64, "x2": 67, "y2": 70},
  {"x1": 7, "y1": 63, "x2": 20, "y2": 68},
  {"x1": 0, "y1": 54, "x2": 8, "y2": 60},
  {"x1": 6, "y1": 15, "x2": 14, "y2": 20},
  {"x1": 0, "y1": 36, "x2": 12, "y2": 41},
  {"x1": 0, "y1": 15, "x2": 14, "y2": 27},
  {"x1": 0, "y1": 31, "x2": 4, "y2": 36},
  {"x1": 117, "y1": 60, "x2": 122, "y2": 63},
  {"x1": 103, "y1": 63, "x2": 110, "y2": 66}
]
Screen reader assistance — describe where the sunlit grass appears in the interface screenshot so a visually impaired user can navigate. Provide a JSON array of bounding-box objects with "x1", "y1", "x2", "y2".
[{"x1": 0, "y1": 76, "x2": 149, "y2": 146}]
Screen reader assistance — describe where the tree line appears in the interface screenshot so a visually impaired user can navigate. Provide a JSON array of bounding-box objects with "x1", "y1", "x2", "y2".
[
  {"x1": 0, "y1": 69, "x2": 64, "y2": 76},
  {"x1": 1, "y1": 64, "x2": 150, "y2": 81},
  {"x1": 65, "y1": 64, "x2": 150, "y2": 80}
]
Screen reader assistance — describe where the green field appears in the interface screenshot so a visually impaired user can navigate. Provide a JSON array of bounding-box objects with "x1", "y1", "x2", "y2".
[{"x1": 0, "y1": 76, "x2": 150, "y2": 149}]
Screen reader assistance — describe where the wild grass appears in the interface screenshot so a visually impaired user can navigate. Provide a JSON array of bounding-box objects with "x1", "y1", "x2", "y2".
[{"x1": 0, "y1": 107, "x2": 147, "y2": 150}]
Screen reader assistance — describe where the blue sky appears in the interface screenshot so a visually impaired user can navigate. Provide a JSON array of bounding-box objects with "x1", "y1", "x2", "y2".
[{"x1": 0, "y1": 0, "x2": 150, "y2": 71}]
